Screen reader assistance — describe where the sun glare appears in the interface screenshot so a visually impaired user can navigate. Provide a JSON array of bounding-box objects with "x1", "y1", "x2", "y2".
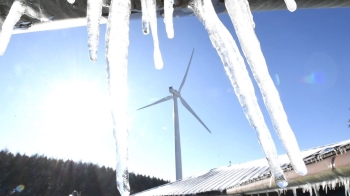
[{"x1": 34, "y1": 79, "x2": 114, "y2": 164}]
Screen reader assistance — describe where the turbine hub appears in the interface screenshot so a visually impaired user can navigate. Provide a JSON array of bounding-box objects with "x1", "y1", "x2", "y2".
[
  {"x1": 169, "y1": 86, "x2": 175, "y2": 94},
  {"x1": 169, "y1": 86, "x2": 180, "y2": 96}
]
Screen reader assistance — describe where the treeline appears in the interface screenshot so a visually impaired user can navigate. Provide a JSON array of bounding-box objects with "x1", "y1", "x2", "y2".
[{"x1": 0, "y1": 149, "x2": 169, "y2": 196}]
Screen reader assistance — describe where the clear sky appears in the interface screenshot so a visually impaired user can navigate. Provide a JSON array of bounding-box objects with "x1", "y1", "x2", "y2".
[{"x1": 0, "y1": 7, "x2": 349, "y2": 182}]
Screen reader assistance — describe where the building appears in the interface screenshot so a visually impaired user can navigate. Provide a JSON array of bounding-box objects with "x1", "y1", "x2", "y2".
[{"x1": 132, "y1": 140, "x2": 350, "y2": 196}]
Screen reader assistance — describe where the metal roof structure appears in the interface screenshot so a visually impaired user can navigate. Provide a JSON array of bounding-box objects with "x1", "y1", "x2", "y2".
[
  {"x1": 1, "y1": 0, "x2": 350, "y2": 34},
  {"x1": 132, "y1": 140, "x2": 350, "y2": 196}
]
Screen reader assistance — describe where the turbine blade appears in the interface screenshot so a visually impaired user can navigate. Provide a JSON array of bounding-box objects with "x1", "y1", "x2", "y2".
[
  {"x1": 178, "y1": 48, "x2": 195, "y2": 93},
  {"x1": 137, "y1": 95, "x2": 173, "y2": 110},
  {"x1": 179, "y1": 96, "x2": 211, "y2": 133}
]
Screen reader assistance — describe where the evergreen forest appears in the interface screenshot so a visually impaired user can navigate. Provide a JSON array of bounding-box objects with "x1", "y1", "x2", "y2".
[{"x1": 0, "y1": 149, "x2": 169, "y2": 195}]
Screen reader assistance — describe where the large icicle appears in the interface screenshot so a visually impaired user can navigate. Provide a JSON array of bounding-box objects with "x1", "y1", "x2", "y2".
[
  {"x1": 87, "y1": 0, "x2": 103, "y2": 62},
  {"x1": 284, "y1": 0, "x2": 297, "y2": 12},
  {"x1": 164, "y1": 0, "x2": 175, "y2": 39},
  {"x1": 67, "y1": 0, "x2": 75, "y2": 4},
  {"x1": 146, "y1": 0, "x2": 164, "y2": 70},
  {"x1": 0, "y1": 17, "x2": 4, "y2": 29},
  {"x1": 140, "y1": 0, "x2": 150, "y2": 35},
  {"x1": 191, "y1": 0, "x2": 287, "y2": 188},
  {"x1": 105, "y1": 0, "x2": 131, "y2": 196},
  {"x1": 225, "y1": 0, "x2": 307, "y2": 176},
  {"x1": 0, "y1": 0, "x2": 26, "y2": 56}
]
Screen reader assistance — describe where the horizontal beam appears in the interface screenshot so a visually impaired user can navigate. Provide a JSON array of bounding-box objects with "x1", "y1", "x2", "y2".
[{"x1": 1, "y1": 0, "x2": 349, "y2": 34}]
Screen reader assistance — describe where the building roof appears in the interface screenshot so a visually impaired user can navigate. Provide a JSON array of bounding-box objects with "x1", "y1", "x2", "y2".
[
  {"x1": 3, "y1": 0, "x2": 350, "y2": 34},
  {"x1": 132, "y1": 140, "x2": 350, "y2": 196}
]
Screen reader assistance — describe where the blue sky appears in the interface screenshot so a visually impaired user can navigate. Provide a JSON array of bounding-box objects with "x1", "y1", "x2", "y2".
[{"x1": 0, "y1": 7, "x2": 349, "y2": 181}]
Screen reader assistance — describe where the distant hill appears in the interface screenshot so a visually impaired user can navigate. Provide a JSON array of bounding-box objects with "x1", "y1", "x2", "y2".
[{"x1": 0, "y1": 149, "x2": 169, "y2": 195}]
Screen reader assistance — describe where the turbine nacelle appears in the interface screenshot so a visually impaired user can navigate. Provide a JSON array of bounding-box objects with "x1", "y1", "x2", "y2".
[{"x1": 169, "y1": 86, "x2": 180, "y2": 96}]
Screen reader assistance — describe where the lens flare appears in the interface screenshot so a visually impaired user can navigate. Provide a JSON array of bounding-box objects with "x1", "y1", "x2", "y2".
[
  {"x1": 301, "y1": 72, "x2": 325, "y2": 84},
  {"x1": 275, "y1": 74, "x2": 280, "y2": 85},
  {"x1": 15, "y1": 185, "x2": 25, "y2": 192}
]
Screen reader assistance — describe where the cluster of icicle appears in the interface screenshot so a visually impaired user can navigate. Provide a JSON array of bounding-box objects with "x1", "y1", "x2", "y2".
[
  {"x1": 0, "y1": 0, "x2": 304, "y2": 195},
  {"x1": 268, "y1": 177, "x2": 350, "y2": 196},
  {"x1": 190, "y1": 0, "x2": 306, "y2": 188}
]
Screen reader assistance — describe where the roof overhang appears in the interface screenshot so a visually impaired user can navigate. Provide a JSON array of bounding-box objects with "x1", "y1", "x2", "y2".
[{"x1": 0, "y1": 0, "x2": 350, "y2": 34}]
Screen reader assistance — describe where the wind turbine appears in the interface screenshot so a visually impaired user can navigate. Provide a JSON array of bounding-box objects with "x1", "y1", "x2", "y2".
[{"x1": 137, "y1": 49, "x2": 212, "y2": 180}]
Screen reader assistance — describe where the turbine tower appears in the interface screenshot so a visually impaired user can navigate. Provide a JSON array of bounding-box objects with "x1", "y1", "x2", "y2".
[{"x1": 137, "y1": 49, "x2": 211, "y2": 180}]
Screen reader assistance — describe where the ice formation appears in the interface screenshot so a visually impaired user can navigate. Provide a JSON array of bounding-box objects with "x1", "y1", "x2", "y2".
[
  {"x1": 0, "y1": 0, "x2": 310, "y2": 193},
  {"x1": 145, "y1": 0, "x2": 164, "y2": 70},
  {"x1": 0, "y1": 0, "x2": 26, "y2": 56},
  {"x1": 275, "y1": 177, "x2": 350, "y2": 196},
  {"x1": 284, "y1": 0, "x2": 297, "y2": 12},
  {"x1": 0, "y1": 17, "x2": 4, "y2": 30},
  {"x1": 190, "y1": 0, "x2": 287, "y2": 188},
  {"x1": 67, "y1": 0, "x2": 75, "y2": 4},
  {"x1": 164, "y1": 0, "x2": 175, "y2": 39},
  {"x1": 140, "y1": 0, "x2": 150, "y2": 35},
  {"x1": 105, "y1": 0, "x2": 131, "y2": 195},
  {"x1": 225, "y1": 0, "x2": 307, "y2": 176},
  {"x1": 87, "y1": 0, "x2": 103, "y2": 62}
]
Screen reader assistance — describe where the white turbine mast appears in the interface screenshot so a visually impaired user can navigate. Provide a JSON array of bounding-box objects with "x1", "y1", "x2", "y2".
[{"x1": 137, "y1": 49, "x2": 211, "y2": 180}]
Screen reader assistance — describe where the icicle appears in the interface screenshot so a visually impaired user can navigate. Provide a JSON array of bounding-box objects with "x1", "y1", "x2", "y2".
[
  {"x1": 225, "y1": 0, "x2": 307, "y2": 176},
  {"x1": 0, "y1": 17, "x2": 4, "y2": 30},
  {"x1": 343, "y1": 178, "x2": 350, "y2": 196},
  {"x1": 292, "y1": 188, "x2": 297, "y2": 196},
  {"x1": 283, "y1": 0, "x2": 297, "y2": 12},
  {"x1": 339, "y1": 146, "x2": 345, "y2": 154},
  {"x1": 308, "y1": 184, "x2": 313, "y2": 196},
  {"x1": 0, "y1": 0, "x2": 26, "y2": 56},
  {"x1": 191, "y1": 0, "x2": 287, "y2": 188},
  {"x1": 146, "y1": 0, "x2": 163, "y2": 70},
  {"x1": 301, "y1": 185, "x2": 306, "y2": 193},
  {"x1": 242, "y1": 0, "x2": 255, "y2": 29},
  {"x1": 87, "y1": 0, "x2": 103, "y2": 62},
  {"x1": 164, "y1": 0, "x2": 175, "y2": 39},
  {"x1": 105, "y1": 0, "x2": 131, "y2": 195},
  {"x1": 140, "y1": 0, "x2": 149, "y2": 35},
  {"x1": 331, "y1": 179, "x2": 337, "y2": 190},
  {"x1": 313, "y1": 185, "x2": 320, "y2": 196},
  {"x1": 269, "y1": 174, "x2": 273, "y2": 187},
  {"x1": 277, "y1": 190, "x2": 281, "y2": 196}
]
